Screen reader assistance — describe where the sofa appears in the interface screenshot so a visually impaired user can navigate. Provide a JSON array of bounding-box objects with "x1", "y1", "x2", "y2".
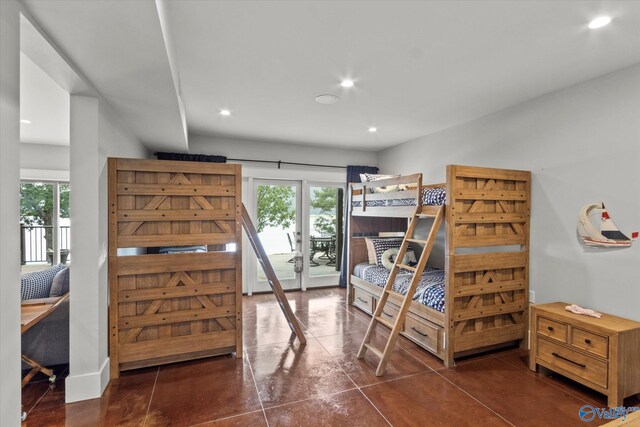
[{"x1": 21, "y1": 265, "x2": 70, "y2": 370}]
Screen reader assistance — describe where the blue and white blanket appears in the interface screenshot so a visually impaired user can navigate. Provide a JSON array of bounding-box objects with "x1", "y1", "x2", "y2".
[
  {"x1": 352, "y1": 186, "x2": 446, "y2": 208},
  {"x1": 354, "y1": 263, "x2": 445, "y2": 313}
]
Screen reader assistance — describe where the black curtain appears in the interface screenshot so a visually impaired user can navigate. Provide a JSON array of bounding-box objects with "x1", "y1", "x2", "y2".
[
  {"x1": 156, "y1": 152, "x2": 227, "y2": 163},
  {"x1": 339, "y1": 165, "x2": 379, "y2": 288}
]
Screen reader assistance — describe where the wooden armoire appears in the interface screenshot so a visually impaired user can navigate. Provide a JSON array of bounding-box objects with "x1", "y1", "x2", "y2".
[{"x1": 107, "y1": 158, "x2": 242, "y2": 378}]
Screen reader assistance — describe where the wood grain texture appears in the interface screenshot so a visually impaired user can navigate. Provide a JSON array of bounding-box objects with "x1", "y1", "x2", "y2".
[
  {"x1": 530, "y1": 303, "x2": 640, "y2": 407},
  {"x1": 108, "y1": 159, "x2": 242, "y2": 377},
  {"x1": 349, "y1": 165, "x2": 531, "y2": 368}
]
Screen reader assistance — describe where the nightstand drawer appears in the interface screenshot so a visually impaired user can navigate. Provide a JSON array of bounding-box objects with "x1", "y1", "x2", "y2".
[
  {"x1": 353, "y1": 288, "x2": 373, "y2": 314},
  {"x1": 537, "y1": 316, "x2": 567, "y2": 343},
  {"x1": 570, "y1": 327, "x2": 608, "y2": 359},
  {"x1": 537, "y1": 338, "x2": 608, "y2": 388}
]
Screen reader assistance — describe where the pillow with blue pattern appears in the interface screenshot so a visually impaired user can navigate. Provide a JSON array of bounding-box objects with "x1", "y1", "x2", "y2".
[
  {"x1": 21, "y1": 264, "x2": 67, "y2": 300},
  {"x1": 370, "y1": 238, "x2": 404, "y2": 267}
]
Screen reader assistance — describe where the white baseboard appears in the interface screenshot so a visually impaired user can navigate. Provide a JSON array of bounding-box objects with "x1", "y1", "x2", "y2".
[{"x1": 65, "y1": 357, "x2": 110, "y2": 403}]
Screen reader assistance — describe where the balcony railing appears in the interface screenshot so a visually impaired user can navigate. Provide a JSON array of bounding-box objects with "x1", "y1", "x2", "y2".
[{"x1": 20, "y1": 225, "x2": 70, "y2": 264}]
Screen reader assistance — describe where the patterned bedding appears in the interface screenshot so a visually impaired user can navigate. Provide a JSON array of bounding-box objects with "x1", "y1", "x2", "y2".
[
  {"x1": 352, "y1": 187, "x2": 446, "y2": 208},
  {"x1": 353, "y1": 263, "x2": 445, "y2": 312}
]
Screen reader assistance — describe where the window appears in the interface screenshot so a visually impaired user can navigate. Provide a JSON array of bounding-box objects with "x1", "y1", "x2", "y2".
[{"x1": 20, "y1": 181, "x2": 70, "y2": 272}]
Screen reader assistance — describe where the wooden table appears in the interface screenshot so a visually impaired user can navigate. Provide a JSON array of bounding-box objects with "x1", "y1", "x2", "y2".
[{"x1": 21, "y1": 294, "x2": 69, "y2": 387}]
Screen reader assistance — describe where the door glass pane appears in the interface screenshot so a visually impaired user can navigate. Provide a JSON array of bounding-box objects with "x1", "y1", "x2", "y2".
[
  {"x1": 256, "y1": 183, "x2": 297, "y2": 281},
  {"x1": 20, "y1": 182, "x2": 55, "y2": 272},
  {"x1": 59, "y1": 183, "x2": 71, "y2": 263},
  {"x1": 309, "y1": 186, "x2": 339, "y2": 277}
]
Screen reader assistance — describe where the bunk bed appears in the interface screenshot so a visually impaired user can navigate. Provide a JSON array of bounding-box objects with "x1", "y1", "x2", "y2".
[
  {"x1": 348, "y1": 165, "x2": 531, "y2": 367},
  {"x1": 108, "y1": 158, "x2": 242, "y2": 378}
]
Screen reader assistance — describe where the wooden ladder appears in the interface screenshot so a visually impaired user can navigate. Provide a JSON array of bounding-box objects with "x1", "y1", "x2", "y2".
[
  {"x1": 357, "y1": 205, "x2": 444, "y2": 376},
  {"x1": 241, "y1": 204, "x2": 306, "y2": 344}
]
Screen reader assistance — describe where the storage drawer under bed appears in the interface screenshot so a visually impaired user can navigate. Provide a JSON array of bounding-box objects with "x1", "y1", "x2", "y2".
[
  {"x1": 353, "y1": 287, "x2": 374, "y2": 314},
  {"x1": 403, "y1": 313, "x2": 441, "y2": 354},
  {"x1": 379, "y1": 301, "x2": 401, "y2": 326}
]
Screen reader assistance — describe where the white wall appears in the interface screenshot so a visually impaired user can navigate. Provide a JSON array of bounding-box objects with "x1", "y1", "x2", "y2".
[
  {"x1": 0, "y1": 1, "x2": 23, "y2": 425},
  {"x1": 378, "y1": 64, "x2": 640, "y2": 321},
  {"x1": 20, "y1": 143, "x2": 69, "y2": 170},
  {"x1": 189, "y1": 134, "x2": 377, "y2": 170},
  {"x1": 96, "y1": 100, "x2": 148, "y2": 389},
  {"x1": 66, "y1": 95, "x2": 148, "y2": 403},
  {"x1": 20, "y1": 143, "x2": 70, "y2": 181}
]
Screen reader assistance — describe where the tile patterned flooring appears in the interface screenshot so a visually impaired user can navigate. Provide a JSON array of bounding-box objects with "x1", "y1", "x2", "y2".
[{"x1": 22, "y1": 288, "x2": 639, "y2": 426}]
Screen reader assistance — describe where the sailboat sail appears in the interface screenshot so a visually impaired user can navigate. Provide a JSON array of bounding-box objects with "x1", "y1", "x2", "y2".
[{"x1": 578, "y1": 203, "x2": 633, "y2": 247}]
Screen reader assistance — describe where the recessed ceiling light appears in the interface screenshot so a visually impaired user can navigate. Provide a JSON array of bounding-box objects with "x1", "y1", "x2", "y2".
[
  {"x1": 340, "y1": 79, "x2": 354, "y2": 88},
  {"x1": 368, "y1": 127, "x2": 377, "y2": 133},
  {"x1": 20, "y1": 119, "x2": 31, "y2": 124},
  {"x1": 315, "y1": 94, "x2": 340, "y2": 105},
  {"x1": 220, "y1": 109, "x2": 231, "y2": 116},
  {"x1": 588, "y1": 16, "x2": 612, "y2": 29}
]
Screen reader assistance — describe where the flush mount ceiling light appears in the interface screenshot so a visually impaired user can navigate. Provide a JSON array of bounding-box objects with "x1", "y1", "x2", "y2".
[
  {"x1": 219, "y1": 109, "x2": 231, "y2": 116},
  {"x1": 588, "y1": 16, "x2": 612, "y2": 29},
  {"x1": 368, "y1": 127, "x2": 377, "y2": 133},
  {"x1": 20, "y1": 119, "x2": 31, "y2": 124},
  {"x1": 315, "y1": 94, "x2": 340, "y2": 105},
  {"x1": 340, "y1": 79, "x2": 354, "y2": 88}
]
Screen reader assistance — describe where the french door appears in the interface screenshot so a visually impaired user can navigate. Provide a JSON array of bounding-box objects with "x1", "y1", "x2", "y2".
[
  {"x1": 250, "y1": 179, "x2": 344, "y2": 293},
  {"x1": 252, "y1": 180, "x2": 302, "y2": 292}
]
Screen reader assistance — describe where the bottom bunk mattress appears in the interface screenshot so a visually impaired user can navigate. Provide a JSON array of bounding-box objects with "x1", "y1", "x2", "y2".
[{"x1": 353, "y1": 263, "x2": 445, "y2": 313}]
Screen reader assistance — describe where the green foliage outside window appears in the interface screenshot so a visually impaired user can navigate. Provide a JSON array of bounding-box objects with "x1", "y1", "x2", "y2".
[
  {"x1": 20, "y1": 183, "x2": 70, "y2": 251},
  {"x1": 256, "y1": 185, "x2": 296, "y2": 233}
]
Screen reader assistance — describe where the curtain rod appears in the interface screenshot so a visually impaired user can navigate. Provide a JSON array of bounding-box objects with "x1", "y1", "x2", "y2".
[
  {"x1": 227, "y1": 158, "x2": 347, "y2": 169},
  {"x1": 153, "y1": 153, "x2": 347, "y2": 169}
]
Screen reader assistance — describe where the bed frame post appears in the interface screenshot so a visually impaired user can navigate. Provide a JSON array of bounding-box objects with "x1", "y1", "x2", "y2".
[
  {"x1": 443, "y1": 165, "x2": 456, "y2": 367},
  {"x1": 347, "y1": 184, "x2": 354, "y2": 307},
  {"x1": 520, "y1": 172, "x2": 532, "y2": 350}
]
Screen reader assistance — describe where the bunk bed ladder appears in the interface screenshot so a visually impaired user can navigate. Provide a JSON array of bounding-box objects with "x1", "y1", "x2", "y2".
[
  {"x1": 357, "y1": 205, "x2": 444, "y2": 376},
  {"x1": 241, "y1": 204, "x2": 306, "y2": 344}
]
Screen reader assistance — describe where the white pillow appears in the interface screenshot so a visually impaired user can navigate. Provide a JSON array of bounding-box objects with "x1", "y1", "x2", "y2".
[
  {"x1": 380, "y1": 248, "x2": 417, "y2": 270},
  {"x1": 364, "y1": 237, "x2": 377, "y2": 265},
  {"x1": 359, "y1": 173, "x2": 407, "y2": 193}
]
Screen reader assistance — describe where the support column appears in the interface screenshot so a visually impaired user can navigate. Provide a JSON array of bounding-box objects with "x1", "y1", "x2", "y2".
[
  {"x1": 66, "y1": 95, "x2": 108, "y2": 402},
  {"x1": 0, "y1": 1, "x2": 23, "y2": 425}
]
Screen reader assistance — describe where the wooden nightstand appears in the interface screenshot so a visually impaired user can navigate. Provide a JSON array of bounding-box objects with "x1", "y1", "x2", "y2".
[{"x1": 529, "y1": 302, "x2": 640, "y2": 407}]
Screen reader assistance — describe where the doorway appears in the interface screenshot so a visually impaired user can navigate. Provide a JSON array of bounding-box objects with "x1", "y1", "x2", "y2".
[{"x1": 250, "y1": 179, "x2": 344, "y2": 292}]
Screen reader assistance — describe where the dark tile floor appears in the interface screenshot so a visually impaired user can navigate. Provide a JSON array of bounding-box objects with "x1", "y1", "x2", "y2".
[{"x1": 22, "y1": 288, "x2": 639, "y2": 426}]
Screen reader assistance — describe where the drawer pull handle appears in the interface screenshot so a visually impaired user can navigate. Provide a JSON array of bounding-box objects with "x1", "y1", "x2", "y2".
[
  {"x1": 410, "y1": 326, "x2": 428, "y2": 337},
  {"x1": 547, "y1": 326, "x2": 554, "y2": 332},
  {"x1": 382, "y1": 311, "x2": 393, "y2": 317},
  {"x1": 552, "y1": 352, "x2": 586, "y2": 368},
  {"x1": 357, "y1": 297, "x2": 368, "y2": 304},
  {"x1": 584, "y1": 339, "x2": 592, "y2": 344}
]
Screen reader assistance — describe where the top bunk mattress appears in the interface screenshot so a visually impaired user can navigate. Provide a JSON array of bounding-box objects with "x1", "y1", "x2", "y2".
[
  {"x1": 353, "y1": 263, "x2": 445, "y2": 313},
  {"x1": 352, "y1": 186, "x2": 446, "y2": 208}
]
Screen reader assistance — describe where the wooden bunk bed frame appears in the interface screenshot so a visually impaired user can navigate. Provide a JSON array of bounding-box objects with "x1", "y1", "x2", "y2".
[
  {"x1": 348, "y1": 164, "x2": 531, "y2": 367},
  {"x1": 108, "y1": 158, "x2": 242, "y2": 378}
]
